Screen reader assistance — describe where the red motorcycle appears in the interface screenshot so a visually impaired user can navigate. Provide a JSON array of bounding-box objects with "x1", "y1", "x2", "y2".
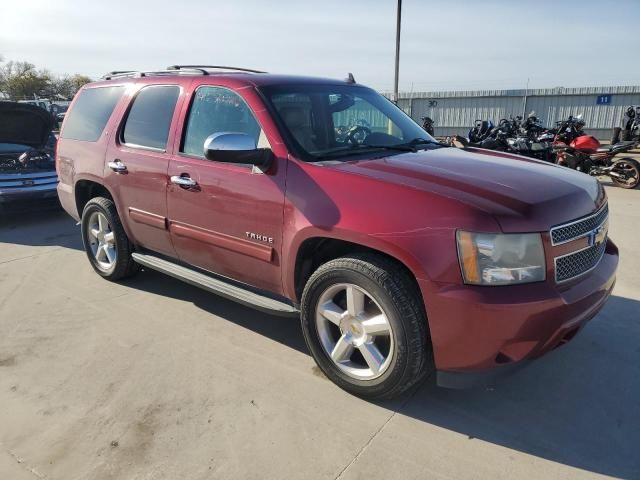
[{"x1": 553, "y1": 115, "x2": 640, "y2": 189}]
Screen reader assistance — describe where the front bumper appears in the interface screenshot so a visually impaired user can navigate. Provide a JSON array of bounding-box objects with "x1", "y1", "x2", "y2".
[
  {"x1": 0, "y1": 171, "x2": 59, "y2": 204},
  {"x1": 421, "y1": 239, "x2": 618, "y2": 387}
]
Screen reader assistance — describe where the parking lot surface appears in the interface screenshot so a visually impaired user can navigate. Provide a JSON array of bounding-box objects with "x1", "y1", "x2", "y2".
[{"x1": 0, "y1": 186, "x2": 638, "y2": 480}]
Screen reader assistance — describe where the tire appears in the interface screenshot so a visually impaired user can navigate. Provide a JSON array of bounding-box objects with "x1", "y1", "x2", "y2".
[
  {"x1": 300, "y1": 253, "x2": 433, "y2": 400},
  {"x1": 81, "y1": 197, "x2": 139, "y2": 280},
  {"x1": 610, "y1": 127, "x2": 621, "y2": 145},
  {"x1": 620, "y1": 129, "x2": 631, "y2": 142},
  {"x1": 611, "y1": 158, "x2": 640, "y2": 189}
]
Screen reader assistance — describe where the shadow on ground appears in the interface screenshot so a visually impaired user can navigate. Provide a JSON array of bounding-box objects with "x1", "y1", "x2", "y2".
[
  {"x1": 5, "y1": 209, "x2": 639, "y2": 477},
  {"x1": 125, "y1": 269, "x2": 640, "y2": 478},
  {"x1": 121, "y1": 268, "x2": 308, "y2": 354},
  {"x1": 0, "y1": 204, "x2": 81, "y2": 250},
  {"x1": 400, "y1": 294, "x2": 640, "y2": 479}
]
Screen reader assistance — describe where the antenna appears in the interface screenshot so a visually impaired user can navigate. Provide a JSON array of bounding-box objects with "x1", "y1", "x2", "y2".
[{"x1": 346, "y1": 73, "x2": 356, "y2": 84}]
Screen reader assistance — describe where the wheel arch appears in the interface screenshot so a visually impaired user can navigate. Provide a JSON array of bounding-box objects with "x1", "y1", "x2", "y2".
[
  {"x1": 292, "y1": 235, "x2": 429, "y2": 307},
  {"x1": 74, "y1": 178, "x2": 115, "y2": 217}
]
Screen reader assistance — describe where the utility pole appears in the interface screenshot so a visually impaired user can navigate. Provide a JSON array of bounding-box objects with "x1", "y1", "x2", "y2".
[
  {"x1": 522, "y1": 77, "x2": 530, "y2": 117},
  {"x1": 393, "y1": 0, "x2": 402, "y2": 103}
]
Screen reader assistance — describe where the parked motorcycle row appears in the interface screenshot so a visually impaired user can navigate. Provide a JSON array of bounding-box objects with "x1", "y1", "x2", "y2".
[{"x1": 437, "y1": 111, "x2": 640, "y2": 189}]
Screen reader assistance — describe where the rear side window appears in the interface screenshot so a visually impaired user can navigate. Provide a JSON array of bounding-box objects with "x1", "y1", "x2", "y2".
[
  {"x1": 61, "y1": 86, "x2": 124, "y2": 142},
  {"x1": 122, "y1": 85, "x2": 180, "y2": 150}
]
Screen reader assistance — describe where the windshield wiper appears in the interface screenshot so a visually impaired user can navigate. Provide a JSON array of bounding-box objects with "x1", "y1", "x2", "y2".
[
  {"x1": 403, "y1": 138, "x2": 449, "y2": 148},
  {"x1": 361, "y1": 144, "x2": 418, "y2": 152},
  {"x1": 313, "y1": 144, "x2": 416, "y2": 160},
  {"x1": 311, "y1": 138, "x2": 447, "y2": 161}
]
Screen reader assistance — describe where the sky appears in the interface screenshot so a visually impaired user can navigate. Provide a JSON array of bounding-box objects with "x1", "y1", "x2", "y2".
[{"x1": 2, "y1": 0, "x2": 639, "y2": 93}]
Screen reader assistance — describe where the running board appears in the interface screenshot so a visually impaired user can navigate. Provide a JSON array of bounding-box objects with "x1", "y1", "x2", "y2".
[{"x1": 131, "y1": 253, "x2": 299, "y2": 317}]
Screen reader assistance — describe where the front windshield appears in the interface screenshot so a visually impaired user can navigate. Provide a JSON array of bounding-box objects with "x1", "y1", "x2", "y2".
[{"x1": 261, "y1": 84, "x2": 436, "y2": 160}]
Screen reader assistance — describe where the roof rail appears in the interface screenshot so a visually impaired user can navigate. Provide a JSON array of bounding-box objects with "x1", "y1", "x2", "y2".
[
  {"x1": 101, "y1": 65, "x2": 267, "y2": 81},
  {"x1": 167, "y1": 65, "x2": 266, "y2": 74},
  {"x1": 101, "y1": 68, "x2": 210, "y2": 80}
]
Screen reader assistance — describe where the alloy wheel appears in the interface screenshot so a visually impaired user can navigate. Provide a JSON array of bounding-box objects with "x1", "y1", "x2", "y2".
[
  {"x1": 86, "y1": 211, "x2": 117, "y2": 270},
  {"x1": 315, "y1": 283, "x2": 394, "y2": 380}
]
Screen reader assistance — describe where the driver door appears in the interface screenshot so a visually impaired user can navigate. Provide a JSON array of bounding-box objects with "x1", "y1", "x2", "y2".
[{"x1": 167, "y1": 84, "x2": 286, "y2": 294}]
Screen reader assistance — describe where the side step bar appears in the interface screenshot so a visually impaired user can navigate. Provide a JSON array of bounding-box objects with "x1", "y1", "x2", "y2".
[{"x1": 131, "y1": 253, "x2": 300, "y2": 317}]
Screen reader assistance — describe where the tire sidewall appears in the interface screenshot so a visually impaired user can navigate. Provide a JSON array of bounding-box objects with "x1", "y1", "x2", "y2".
[
  {"x1": 81, "y1": 200, "x2": 120, "y2": 277},
  {"x1": 301, "y1": 264, "x2": 412, "y2": 395}
]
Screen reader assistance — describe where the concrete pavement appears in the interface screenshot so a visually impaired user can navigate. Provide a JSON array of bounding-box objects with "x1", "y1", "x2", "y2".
[{"x1": 0, "y1": 186, "x2": 638, "y2": 480}]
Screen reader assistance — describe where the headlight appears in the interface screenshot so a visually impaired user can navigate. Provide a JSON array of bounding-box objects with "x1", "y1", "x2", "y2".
[{"x1": 456, "y1": 231, "x2": 546, "y2": 285}]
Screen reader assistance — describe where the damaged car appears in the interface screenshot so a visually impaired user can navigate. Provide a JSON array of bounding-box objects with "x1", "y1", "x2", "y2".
[{"x1": 0, "y1": 102, "x2": 59, "y2": 209}]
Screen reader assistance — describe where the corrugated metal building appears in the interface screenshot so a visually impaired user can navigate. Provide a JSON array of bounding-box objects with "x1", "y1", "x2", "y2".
[{"x1": 392, "y1": 86, "x2": 640, "y2": 140}]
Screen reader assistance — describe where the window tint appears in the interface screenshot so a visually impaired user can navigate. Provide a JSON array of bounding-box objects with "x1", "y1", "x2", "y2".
[
  {"x1": 122, "y1": 85, "x2": 180, "y2": 150},
  {"x1": 332, "y1": 96, "x2": 403, "y2": 140},
  {"x1": 61, "y1": 86, "x2": 123, "y2": 142},
  {"x1": 182, "y1": 86, "x2": 261, "y2": 157},
  {"x1": 271, "y1": 93, "x2": 318, "y2": 152},
  {"x1": 262, "y1": 85, "x2": 433, "y2": 161}
]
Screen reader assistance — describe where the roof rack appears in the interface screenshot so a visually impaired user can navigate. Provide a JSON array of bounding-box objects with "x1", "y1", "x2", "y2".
[
  {"x1": 101, "y1": 69, "x2": 208, "y2": 80},
  {"x1": 167, "y1": 65, "x2": 266, "y2": 74},
  {"x1": 101, "y1": 65, "x2": 266, "y2": 81}
]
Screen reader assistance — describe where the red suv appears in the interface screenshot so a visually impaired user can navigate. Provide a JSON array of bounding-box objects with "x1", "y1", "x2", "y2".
[{"x1": 56, "y1": 66, "x2": 617, "y2": 399}]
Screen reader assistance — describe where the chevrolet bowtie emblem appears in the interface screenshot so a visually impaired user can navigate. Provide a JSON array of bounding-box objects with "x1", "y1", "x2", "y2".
[{"x1": 587, "y1": 221, "x2": 608, "y2": 247}]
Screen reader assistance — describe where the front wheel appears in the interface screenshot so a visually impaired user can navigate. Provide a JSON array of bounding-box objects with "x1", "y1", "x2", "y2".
[
  {"x1": 300, "y1": 254, "x2": 433, "y2": 400},
  {"x1": 610, "y1": 158, "x2": 640, "y2": 189}
]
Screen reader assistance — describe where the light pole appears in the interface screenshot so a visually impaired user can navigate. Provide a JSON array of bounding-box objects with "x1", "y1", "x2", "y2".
[{"x1": 393, "y1": 0, "x2": 402, "y2": 103}]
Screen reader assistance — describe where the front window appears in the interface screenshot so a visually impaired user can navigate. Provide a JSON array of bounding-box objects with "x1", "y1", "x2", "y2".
[
  {"x1": 181, "y1": 86, "x2": 264, "y2": 158},
  {"x1": 261, "y1": 84, "x2": 436, "y2": 161}
]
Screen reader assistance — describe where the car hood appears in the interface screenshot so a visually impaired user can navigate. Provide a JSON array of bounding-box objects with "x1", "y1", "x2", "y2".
[
  {"x1": 0, "y1": 102, "x2": 54, "y2": 148},
  {"x1": 331, "y1": 147, "x2": 604, "y2": 232}
]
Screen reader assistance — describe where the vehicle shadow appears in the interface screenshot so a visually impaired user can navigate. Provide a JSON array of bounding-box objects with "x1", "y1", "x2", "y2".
[
  {"x1": 7, "y1": 208, "x2": 637, "y2": 477},
  {"x1": 393, "y1": 294, "x2": 640, "y2": 479},
  {"x1": 0, "y1": 204, "x2": 82, "y2": 251},
  {"x1": 124, "y1": 269, "x2": 640, "y2": 478},
  {"x1": 120, "y1": 268, "x2": 308, "y2": 354}
]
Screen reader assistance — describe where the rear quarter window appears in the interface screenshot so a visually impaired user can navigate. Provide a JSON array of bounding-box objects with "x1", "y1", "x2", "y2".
[
  {"x1": 61, "y1": 86, "x2": 124, "y2": 142},
  {"x1": 121, "y1": 85, "x2": 180, "y2": 150}
]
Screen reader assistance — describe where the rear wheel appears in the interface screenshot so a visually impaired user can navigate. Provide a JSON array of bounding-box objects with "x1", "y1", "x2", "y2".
[
  {"x1": 81, "y1": 197, "x2": 139, "y2": 280},
  {"x1": 300, "y1": 253, "x2": 433, "y2": 400},
  {"x1": 611, "y1": 158, "x2": 640, "y2": 189}
]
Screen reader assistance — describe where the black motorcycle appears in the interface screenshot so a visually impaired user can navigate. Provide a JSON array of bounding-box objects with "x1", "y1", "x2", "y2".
[
  {"x1": 611, "y1": 106, "x2": 640, "y2": 145},
  {"x1": 421, "y1": 116, "x2": 435, "y2": 136},
  {"x1": 451, "y1": 118, "x2": 511, "y2": 150},
  {"x1": 505, "y1": 112, "x2": 556, "y2": 161}
]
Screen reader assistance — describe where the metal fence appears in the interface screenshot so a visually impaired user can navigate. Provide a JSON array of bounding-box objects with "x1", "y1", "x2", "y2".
[{"x1": 391, "y1": 86, "x2": 640, "y2": 140}]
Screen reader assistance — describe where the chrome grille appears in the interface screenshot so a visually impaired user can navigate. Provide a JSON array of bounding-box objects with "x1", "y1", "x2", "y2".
[
  {"x1": 550, "y1": 203, "x2": 608, "y2": 245},
  {"x1": 555, "y1": 241, "x2": 607, "y2": 282}
]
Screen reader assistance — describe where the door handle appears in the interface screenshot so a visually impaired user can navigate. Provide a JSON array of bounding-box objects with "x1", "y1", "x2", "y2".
[
  {"x1": 170, "y1": 175, "x2": 198, "y2": 189},
  {"x1": 108, "y1": 160, "x2": 127, "y2": 173}
]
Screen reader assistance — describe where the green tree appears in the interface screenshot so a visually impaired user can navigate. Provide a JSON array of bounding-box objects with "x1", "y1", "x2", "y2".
[
  {"x1": 0, "y1": 61, "x2": 51, "y2": 100},
  {"x1": 0, "y1": 56, "x2": 92, "y2": 100},
  {"x1": 49, "y1": 74, "x2": 91, "y2": 99}
]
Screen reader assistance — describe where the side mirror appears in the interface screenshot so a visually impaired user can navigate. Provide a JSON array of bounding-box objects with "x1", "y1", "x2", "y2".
[{"x1": 204, "y1": 132, "x2": 273, "y2": 168}]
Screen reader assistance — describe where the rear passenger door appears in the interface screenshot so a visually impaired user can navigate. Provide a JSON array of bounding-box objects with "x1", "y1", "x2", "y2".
[
  {"x1": 105, "y1": 83, "x2": 183, "y2": 257},
  {"x1": 166, "y1": 84, "x2": 286, "y2": 294}
]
